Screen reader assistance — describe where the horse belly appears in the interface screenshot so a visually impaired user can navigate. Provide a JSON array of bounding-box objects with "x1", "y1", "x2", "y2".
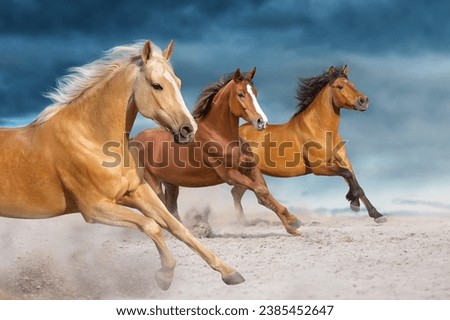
[
  {"x1": 0, "y1": 174, "x2": 69, "y2": 218},
  {"x1": 252, "y1": 146, "x2": 308, "y2": 177},
  {"x1": 150, "y1": 164, "x2": 223, "y2": 188}
]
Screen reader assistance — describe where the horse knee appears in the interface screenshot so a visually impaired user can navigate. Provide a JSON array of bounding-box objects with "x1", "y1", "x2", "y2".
[{"x1": 142, "y1": 219, "x2": 163, "y2": 238}]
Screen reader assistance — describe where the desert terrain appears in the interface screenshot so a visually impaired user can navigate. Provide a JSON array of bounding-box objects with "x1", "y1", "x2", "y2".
[{"x1": 1, "y1": 200, "x2": 449, "y2": 300}]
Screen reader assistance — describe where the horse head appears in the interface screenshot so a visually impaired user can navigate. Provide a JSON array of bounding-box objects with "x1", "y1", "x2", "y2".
[
  {"x1": 328, "y1": 65, "x2": 369, "y2": 112},
  {"x1": 229, "y1": 67, "x2": 268, "y2": 131},
  {"x1": 133, "y1": 40, "x2": 197, "y2": 144}
]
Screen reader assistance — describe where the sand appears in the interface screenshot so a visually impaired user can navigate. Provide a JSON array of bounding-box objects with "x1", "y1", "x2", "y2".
[{"x1": 0, "y1": 209, "x2": 449, "y2": 300}]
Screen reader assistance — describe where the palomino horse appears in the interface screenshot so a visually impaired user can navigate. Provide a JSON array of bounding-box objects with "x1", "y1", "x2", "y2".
[
  {"x1": 0, "y1": 40, "x2": 244, "y2": 290},
  {"x1": 132, "y1": 69, "x2": 302, "y2": 236},
  {"x1": 231, "y1": 66, "x2": 386, "y2": 223}
]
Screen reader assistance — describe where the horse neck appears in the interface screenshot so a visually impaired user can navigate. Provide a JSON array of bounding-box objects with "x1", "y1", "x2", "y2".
[
  {"x1": 200, "y1": 83, "x2": 239, "y2": 140},
  {"x1": 292, "y1": 86, "x2": 341, "y2": 133},
  {"x1": 70, "y1": 64, "x2": 138, "y2": 142}
]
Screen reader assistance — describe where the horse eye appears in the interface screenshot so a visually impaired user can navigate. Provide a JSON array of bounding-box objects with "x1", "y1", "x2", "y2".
[
  {"x1": 238, "y1": 92, "x2": 245, "y2": 98},
  {"x1": 151, "y1": 83, "x2": 163, "y2": 90},
  {"x1": 337, "y1": 85, "x2": 344, "y2": 90}
]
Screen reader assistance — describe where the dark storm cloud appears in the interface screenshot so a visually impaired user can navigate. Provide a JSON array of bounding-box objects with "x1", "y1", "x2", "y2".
[
  {"x1": 1, "y1": 0, "x2": 448, "y2": 131},
  {"x1": 0, "y1": 0, "x2": 247, "y2": 41},
  {"x1": 2, "y1": 0, "x2": 450, "y2": 51}
]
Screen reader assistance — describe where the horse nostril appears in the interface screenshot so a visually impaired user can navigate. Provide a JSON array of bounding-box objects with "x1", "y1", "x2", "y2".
[
  {"x1": 358, "y1": 97, "x2": 367, "y2": 105},
  {"x1": 180, "y1": 125, "x2": 194, "y2": 138},
  {"x1": 256, "y1": 118, "x2": 266, "y2": 130}
]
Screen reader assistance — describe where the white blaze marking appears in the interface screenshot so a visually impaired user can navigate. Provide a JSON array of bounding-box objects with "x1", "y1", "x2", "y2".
[{"x1": 247, "y1": 84, "x2": 268, "y2": 123}]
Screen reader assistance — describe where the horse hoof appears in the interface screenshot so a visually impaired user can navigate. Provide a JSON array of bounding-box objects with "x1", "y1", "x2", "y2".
[
  {"x1": 350, "y1": 203, "x2": 360, "y2": 212},
  {"x1": 222, "y1": 271, "x2": 245, "y2": 285},
  {"x1": 374, "y1": 216, "x2": 387, "y2": 224},
  {"x1": 287, "y1": 228, "x2": 303, "y2": 237},
  {"x1": 155, "y1": 270, "x2": 174, "y2": 291}
]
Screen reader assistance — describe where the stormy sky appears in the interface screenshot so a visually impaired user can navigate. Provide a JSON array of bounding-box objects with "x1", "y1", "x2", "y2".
[{"x1": 1, "y1": 0, "x2": 450, "y2": 216}]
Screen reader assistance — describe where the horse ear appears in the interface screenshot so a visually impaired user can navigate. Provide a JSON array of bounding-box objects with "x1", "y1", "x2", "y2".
[
  {"x1": 141, "y1": 40, "x2": 152, "y2": 64},
  {"x1": 233, "y1": 68, "x2": 242, "y2": 83},
  {"x1": 163, "y1": 40, "x2": 175, "y2": 60},
  {"x1": 246, "y1": 67, "x2": 256, "y2": 80},
  {"x1": 342, "y1": 65, "x2": 349, "y2": 76},
  {"x1": 328, "y1": 66, "x2": 336, "y2": 77}
]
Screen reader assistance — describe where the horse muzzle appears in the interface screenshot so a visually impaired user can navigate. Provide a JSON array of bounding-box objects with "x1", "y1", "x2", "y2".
[
  {"x1": 173, "y1": 124, "x2": 195, "y2": 145},
  {"x1": 252, "y1": 117, "x2": 267, "y2": 131},
  {"x1": 354, "y1": 96, "x2": 369, "y2": 112}
]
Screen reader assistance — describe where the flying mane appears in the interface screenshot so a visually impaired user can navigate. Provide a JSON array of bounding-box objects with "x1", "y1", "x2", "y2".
[
  {"x1": 293, "y1": 66, "x2": 347, "y2": 117},
  {"x1": 32, "y1": 41, "x2": 163, "y2": 125},
  {"x1": 192, "y1": 72, "x2": 252, "y2": 119}
]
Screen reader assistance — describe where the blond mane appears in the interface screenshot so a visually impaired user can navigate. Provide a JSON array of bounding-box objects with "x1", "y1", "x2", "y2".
[{"x1": 33, "y1": 41, "x2": 163, "y2": 125}]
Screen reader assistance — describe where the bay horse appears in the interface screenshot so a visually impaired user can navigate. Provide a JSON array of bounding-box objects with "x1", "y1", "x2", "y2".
[
  {"x1": 231, "y1": 66, "x2": 386, "y2": 223},
  {"x1": 0, "y1": 40, "x2": 244, "y2": 290},
  {"x1": 132, "y1": 68, "x2": 302, "y2": 236}
]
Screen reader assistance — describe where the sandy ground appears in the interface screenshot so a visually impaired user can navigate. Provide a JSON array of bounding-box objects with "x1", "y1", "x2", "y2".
[{"x1": 0, "y1": 209, "x2": 449, "y2": 300}]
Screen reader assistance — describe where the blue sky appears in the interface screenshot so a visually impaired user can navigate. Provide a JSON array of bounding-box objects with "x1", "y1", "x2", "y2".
[{"x1": 1, "y1": 0, "x2": 449, "y2": 216}]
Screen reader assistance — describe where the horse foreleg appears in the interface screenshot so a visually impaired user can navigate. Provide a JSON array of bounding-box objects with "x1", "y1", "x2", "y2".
[
  {"x1": 342, "y1": 175, "x2": 361, "y2": 212},
  {"x1": 248, "y1": 168, "x2": 302, "y2": 234},
  {"x1": 253, "y1": 186, "x2": 302, "y2": 236},
  {"x1": 80, "y1": 201, "x2": 176, "y2": 290},
  {"x1": 163, "y1": 182, "x2": 182, "y2": 222},
  {"x1": 220, "y1": 168, "x2": 301, "y2": 236},
  {"x1": 120, "y1": 183, "x2": 245, "y2": 286},
  {"x1": 338, "y1": 168, "x2": 387, "y2": 223}
]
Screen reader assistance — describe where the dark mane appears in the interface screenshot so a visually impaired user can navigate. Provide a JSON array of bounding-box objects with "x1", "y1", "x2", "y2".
[
  {"x1": 293, "y1": 66, "x2": 347, "y2": 117},
  {"x1": 192, "y1": 72, "x2": 251, "y2": 119}
]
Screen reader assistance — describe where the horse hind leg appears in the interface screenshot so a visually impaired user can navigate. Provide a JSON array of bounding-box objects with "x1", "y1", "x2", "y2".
[
  {"x1": 231, "y1": 186, "x2": 249, "y2": 225},
  {"x1": 80, "y1": 201, "x2": 176, "y2": 290}
]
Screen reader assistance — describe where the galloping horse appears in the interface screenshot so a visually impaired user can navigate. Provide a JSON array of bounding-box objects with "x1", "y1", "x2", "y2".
[
  {"x1": 132, "y1": 69, "x2": 302, "y2": 236},
  {"x1": 0, "y1": 40, "x2": 244, "y2": 290},
  {"x1": 231, "y1": 66, "x2": 386, "y2": 223}
]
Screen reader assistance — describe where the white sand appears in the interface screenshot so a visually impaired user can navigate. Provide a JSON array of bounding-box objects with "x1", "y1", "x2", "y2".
[{"x1": 0, "y1": 211, "x2": 449, "y2": 299}]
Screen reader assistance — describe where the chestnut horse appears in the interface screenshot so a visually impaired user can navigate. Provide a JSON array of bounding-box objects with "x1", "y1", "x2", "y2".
[
  {"x1": 0, "y1": 40, "x2": 244, "y2": 290},
  {"x1": 231, "y1": 66, "x2": 386, "y2": 223},
  {"x1": 133, "y1": 69, "x2": 302, "y2": 236}
]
